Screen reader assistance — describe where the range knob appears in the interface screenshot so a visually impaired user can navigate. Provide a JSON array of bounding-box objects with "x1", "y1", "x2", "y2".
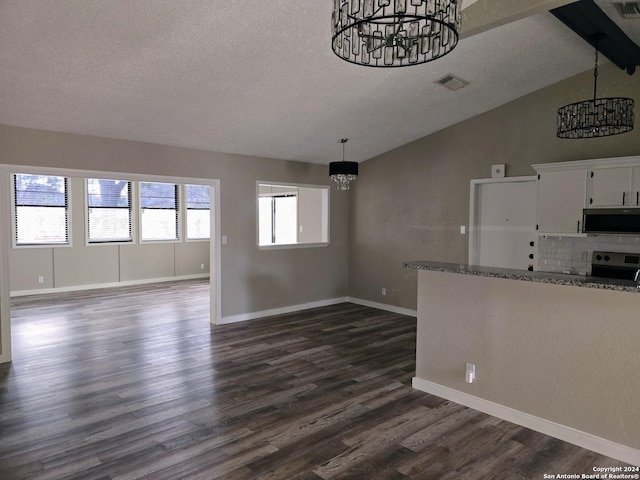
[
  {"x1": 596, "y1": 255, "x2": 602, "y2": 261},
  {"x1": 604, "y1": 255, "x2": 610, "y2": 262}
]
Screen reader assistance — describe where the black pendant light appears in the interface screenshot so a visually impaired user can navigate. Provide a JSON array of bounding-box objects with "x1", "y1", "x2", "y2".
[{"x1": 329, "y1": 139, "x2": 358, "y2": 190}]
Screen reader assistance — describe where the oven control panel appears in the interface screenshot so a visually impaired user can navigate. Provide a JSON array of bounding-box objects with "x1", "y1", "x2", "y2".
[
  {"x1": 592, "y1": 251, "x2": 640, "y2": 267},
  {"x1": 591, "y1": 251, "x2": 640, "y2": 280}
]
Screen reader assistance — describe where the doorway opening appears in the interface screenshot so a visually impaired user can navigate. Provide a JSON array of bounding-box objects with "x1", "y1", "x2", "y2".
[{"x1": 0, "y1": 165, "x2": 221, "y2": 364}]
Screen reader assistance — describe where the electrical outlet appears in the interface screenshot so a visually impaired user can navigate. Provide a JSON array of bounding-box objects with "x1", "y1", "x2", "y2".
[
  {"x1": 200, "y1": 264, "x2": 205, "y2": 270},
  {"x1": 38, "y1": 276, "x2": 44, "y2": 284},
  {"x1": 465, "y1": 363, "x2": 476, "y2": 384},
  {"x1": 460, "y1": 225, "x2": 466, "y2": 235},
  {"x1": 381, "y1": 287, "x2": 386, "y2": 296},
  {"x1": 222, "y1": 235, "x2": 228, "y2": 244}
]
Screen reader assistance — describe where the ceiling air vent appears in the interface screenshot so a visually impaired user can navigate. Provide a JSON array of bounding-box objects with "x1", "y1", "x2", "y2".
[
  {"x1": 612, "y1": 1, "x2": 640, "y2": 18},
  {"x1": 435, "y1": 74, "x2": 469, "y2": 91}
]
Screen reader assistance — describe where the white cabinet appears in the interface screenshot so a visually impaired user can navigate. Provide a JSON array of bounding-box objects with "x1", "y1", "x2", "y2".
[
  {"x1": 533, "y1": 156, "x2": 640, "y2": 235},
  {"x1": 535, "y1": 168, "x2": 586, "y2": 234},
  {"x1": 587, "y1": 167, "x2": 636, "y2": 207},
  {"x1": 632, "y1": 167, "x2": 640, "y2": 207}
]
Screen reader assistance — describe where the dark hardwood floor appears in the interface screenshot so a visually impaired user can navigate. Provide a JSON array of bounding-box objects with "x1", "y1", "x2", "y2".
[{"x1": 0, "y1": 280, "x2": 630, "y2": 479}]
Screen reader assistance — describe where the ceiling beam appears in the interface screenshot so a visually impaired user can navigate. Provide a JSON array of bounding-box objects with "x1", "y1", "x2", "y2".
[
  {"x1": 551, "y1": 0, "x2": 640, "y2": 74},
  {"x1": 461, "y1": 0, "x2": 576, "y2": 38}
]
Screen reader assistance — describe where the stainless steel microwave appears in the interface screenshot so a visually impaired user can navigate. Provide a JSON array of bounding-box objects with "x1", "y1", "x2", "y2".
[{"x1": 582, "y1": 208, "x2": 640, "y2": 234}]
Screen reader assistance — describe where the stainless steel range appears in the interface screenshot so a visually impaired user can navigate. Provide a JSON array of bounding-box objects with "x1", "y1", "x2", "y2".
[{"x1": 591, "y1": 251, "x2": 640, "y2": 281}]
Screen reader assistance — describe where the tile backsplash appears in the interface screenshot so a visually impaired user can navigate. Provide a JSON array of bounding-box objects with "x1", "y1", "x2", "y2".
[{"x1": 537, "y1": 235, "x2": 640, "y2": 275}]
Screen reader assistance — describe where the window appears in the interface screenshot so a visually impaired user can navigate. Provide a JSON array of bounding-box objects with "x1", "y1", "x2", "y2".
[
  {"x1": 259, "y1": 189, "x2": 298, "y2": 245},
  {"x1": 140, "y1": 182, "x2": 179, "y2": 241},
  {"x1": 185, "y1": 184, "x2": 210, "y2": 240},
  {"x1": 87, "y1": 179, "x2": 132, "y2": 243},
  {"x1": 14, "y1": 174, "x2": 69, "y2": 245},
  {"x1": 258, "y1": 183, "x2": 329, "y2": 247}
]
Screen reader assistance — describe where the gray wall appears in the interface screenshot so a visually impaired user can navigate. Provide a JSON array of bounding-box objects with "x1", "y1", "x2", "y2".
[
  {"x1": 416, "y1": 270, "x2": 640, "y2": 452},
  {"x1": 349, "y1": 62, "x2": 640, "y2": 310},
  {"x1": 298, "y1": 186, "x2": 328, "y2": 244},
  {"x1": 0, "y1": 125, "x2": 349, "y2": 317}
]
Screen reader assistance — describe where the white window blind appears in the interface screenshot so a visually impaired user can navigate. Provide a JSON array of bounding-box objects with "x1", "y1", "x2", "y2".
[
  {"x1": 87, "y1": 179, "x2": 132, "y2": 243},
  {"x1": 140, "y1": 182, "x2": 179, "y2": 241},
  {"x1": 14, "y1": 174, "x2": 69, "y2": 245},
  {"x1": 185, "y1": 184, "x2": 210, "y2": 240}
]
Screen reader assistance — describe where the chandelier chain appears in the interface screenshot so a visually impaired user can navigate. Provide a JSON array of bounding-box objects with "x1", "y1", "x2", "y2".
[{"x1": 593, "y1": 47, "x2": 599, "y2": 102}]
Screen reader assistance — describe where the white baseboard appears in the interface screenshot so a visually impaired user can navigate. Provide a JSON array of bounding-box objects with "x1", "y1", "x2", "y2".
[
  {"x1": 347, "y1": 297, "x2": 417, "y2": 317},
  {"x1": 412, "y1": 377, "x2": 640, "y2": 467},
  {"x1": 10, "y1": 274, "x2": 210, "y2": 297},
  {"x1": 219, "y1": 297, "x2": 349, "y2": 324}
]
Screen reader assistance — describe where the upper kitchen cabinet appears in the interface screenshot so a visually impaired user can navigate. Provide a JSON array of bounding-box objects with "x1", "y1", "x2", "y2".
[
  {"x1": 534, "y1": 166, "x2": 587, "y2": 235},
  {"x1": 632, "y1": 167, "x2": 640, "y2": 207},
  {"x1": 587, "y1": 166, "x2": 640, "y2": 207},
  {"x1": 533, "y1": 157, "x2": 640, "y2": 236}
]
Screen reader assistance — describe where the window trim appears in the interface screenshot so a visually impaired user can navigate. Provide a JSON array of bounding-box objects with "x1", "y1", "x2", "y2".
[
  {"x1": 12, "y1": 173, "x2": 72, "y2": 248},
  {"x1": 138, "y1": 181, "x2": 181, "y2": 243},
  {"x1": 256, "y1": 181, "x2": 330, "y2": 250},
  {"x1": 184, "y1": 184, "x2": 211, "y2": 242},
  {"x1": 85, "y1": 178, "x2": 135, "y2": 246}
]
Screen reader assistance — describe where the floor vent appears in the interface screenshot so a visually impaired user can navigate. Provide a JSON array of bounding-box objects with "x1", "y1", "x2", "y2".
[
  {"x1": 435, "y1": 74, "x2": 469, "y2": 91},
  {"x1": 612, "y1": 1, "x2": 640, "y2": 18}
]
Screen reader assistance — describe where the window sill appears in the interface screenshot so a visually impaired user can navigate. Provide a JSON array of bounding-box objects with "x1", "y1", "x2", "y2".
[
  {"x1": 13, "y1": 243, "x2": 71, "y2": 249},
  {"x1": 86, "y1": 241, "x2": 136, "y2": 247},
  {"x1": 258, "y1": 242, "x2": 329, "y2": 251}
]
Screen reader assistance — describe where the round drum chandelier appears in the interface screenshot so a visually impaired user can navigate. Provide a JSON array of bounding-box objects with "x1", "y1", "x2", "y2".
[
  {"x1": 331, "y1": 0, "x2": 461, "y2": 68},
  {"x1": 557, "y1": 38, "x2": 634, "y2": 139}
]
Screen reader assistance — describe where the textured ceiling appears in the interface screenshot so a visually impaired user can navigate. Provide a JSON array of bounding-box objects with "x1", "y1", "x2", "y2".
[{"x1": 0, "y1": 1, "x2": 622, "y2": 164}]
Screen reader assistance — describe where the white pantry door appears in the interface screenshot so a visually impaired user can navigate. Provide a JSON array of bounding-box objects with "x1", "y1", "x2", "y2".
[{"x1": 472, "y1": 179, "x2": 537, "y2": 270}]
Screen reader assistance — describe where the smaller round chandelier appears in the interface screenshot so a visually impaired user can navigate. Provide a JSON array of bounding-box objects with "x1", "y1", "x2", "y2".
[
  {"x1": 557, "y1": 38, "x2": 634, "y2": 139},
  {"x1": 330, "y1": 139, "x2": 358, "y2": 191},
  {"x1": 331, "y1": 0, "x2": 461, "y2": 68}
]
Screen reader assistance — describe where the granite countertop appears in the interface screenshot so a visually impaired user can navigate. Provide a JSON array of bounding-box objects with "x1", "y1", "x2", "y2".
[{"x1": 403, "y1": 261, "x2": 640, "y2": 293}]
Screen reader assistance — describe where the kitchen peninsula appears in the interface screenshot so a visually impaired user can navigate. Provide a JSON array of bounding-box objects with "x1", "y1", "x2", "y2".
[{"x1": 404, "y1": 261, "x2": 640, "y2": 466}]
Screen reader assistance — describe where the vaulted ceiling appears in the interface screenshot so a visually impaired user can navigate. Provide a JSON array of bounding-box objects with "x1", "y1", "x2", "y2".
[{"x1": 0, "y1": 1, "x2": 637, "y2": 164}]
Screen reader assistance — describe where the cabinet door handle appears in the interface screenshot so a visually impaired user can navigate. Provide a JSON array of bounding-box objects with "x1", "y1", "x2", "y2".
[
  {"x1": 623, "y1": 192, "x2": 626, "y2": 205},
  {"x1": 637, "y1": 191, "x2": 639, "y2": 206},
  {"x1": 577, "y1": 220, "x2": 580, "y2": 233}
]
